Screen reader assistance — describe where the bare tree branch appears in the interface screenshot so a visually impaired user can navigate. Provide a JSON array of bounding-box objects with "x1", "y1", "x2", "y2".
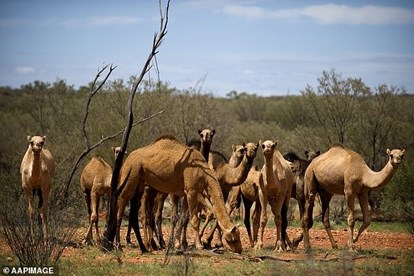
[{"x1": 102, "y1": 0, "x2": 170, "y2": 250}]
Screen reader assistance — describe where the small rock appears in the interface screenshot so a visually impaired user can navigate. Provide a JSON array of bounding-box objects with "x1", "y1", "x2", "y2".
[{"x1": 6, "y1": 256, "x2": 13, "y2": 263}]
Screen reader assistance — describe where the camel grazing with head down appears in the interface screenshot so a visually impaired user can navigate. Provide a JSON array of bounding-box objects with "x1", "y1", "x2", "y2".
[
  {"x1": 117, "y1": 135, "x2": 242, "y2": 253},
  {"x1": 21, "y1": 135, "x2": 55, "y2": 240},
  {"x1": 202, "y1": 142, "x2": 258, "y2": 247},
  {"x1": 302, "y1": 145, "x2": 405, "y2": 252},
  {"x1": 257, "y1": 140, "x2": 294, "y2": 252},
  {"x1": 80, "y1": 146, "x2": 120, "y2": 245}
]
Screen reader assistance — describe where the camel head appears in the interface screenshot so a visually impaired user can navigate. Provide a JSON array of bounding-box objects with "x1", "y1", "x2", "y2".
[
  {"x1": 221, "y1": 225, "x2": 242, "y2": 253},
  {"x1": 112, "y1": 146, "x2": 125, "y2": 159},
  {"x1": 198, "y1": 129, "x2": 215, "y2": 145},
  {"x1": 386, "y1": 148, "x2": 405, "y2": 166},
  {"x1": 244, "y1": 142, "x2": 259, "y2": 160},
  {"x1": 231, "y1": 144, "x2": 245, "y2": 162},
  {"x1": 259, "y1": 140, "x2": 277, "y2": 158},
  {"x1": 305, "y1": 150, "x2": 320, "y2": 162},
  {"x1": 27, "y1": 135, "x2": 46, "y2": 154}
]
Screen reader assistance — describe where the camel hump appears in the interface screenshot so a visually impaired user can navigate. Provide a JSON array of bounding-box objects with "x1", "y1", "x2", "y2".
[
  {"x1": 330, "y1": 143, "x2": 345, "y2": 149},
  {"x1": 154, "y1": 134, "x2": 180, "y2": 143}
]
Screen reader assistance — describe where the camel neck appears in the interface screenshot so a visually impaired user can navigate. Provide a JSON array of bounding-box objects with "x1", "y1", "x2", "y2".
[
  {"x1": 364, "y1": 160, "x2": 398, "y2": 189},
  {"x1": 200, "y1": 142, "x2": 211, "y2": 162},
  {"x1": 223, "y1": 154, "x2": 253, "y2": 186},
  {"x1": 263, "y1": 154, "x2": 276, "y2": 188},
  {"x1": 206, "y1": 177, "x2": 233, "y2": 229},
  {"x1": 30, "y1": 151, "x2": 42, "y2": 179}
]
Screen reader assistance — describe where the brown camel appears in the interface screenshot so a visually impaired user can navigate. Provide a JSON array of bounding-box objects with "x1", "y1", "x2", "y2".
[
  {"x1": 302, "y1": 145, "x2": 405, "y2": 252},
  {"x1": 20, "y1": 135, "x2": 55, "y2": 240},
  {"x1": 130, "y1": 129, "x2": 216, "y2": 252},
  {"x1": 257, "y1": 140, "x2": 294, "y2": 252},
  {"x1": 202, "y1": 142, "x2": 258, "y2": 247},
  {"x1": 283, "y1": 150, "x2": 320, "y2": 249},
  {"x1": 117, "y1": 135, "x2": 242, "y2": 253},
  {"x1": 80, "y1": 147, "x2": 120, "y2": 245}
]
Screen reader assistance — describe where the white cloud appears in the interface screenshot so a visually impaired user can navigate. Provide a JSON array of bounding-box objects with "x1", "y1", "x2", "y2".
[
  {"x1": 223, "y1": 4, "x2": 414, "y2": 25},
  {"x1": 15, "y1": 66, "x2": 35, "y2": 74}
]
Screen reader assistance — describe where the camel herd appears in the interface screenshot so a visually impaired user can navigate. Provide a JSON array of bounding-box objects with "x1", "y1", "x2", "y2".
[{"x1": 20, "y1": 131, "x2": 405, "y2": 254}]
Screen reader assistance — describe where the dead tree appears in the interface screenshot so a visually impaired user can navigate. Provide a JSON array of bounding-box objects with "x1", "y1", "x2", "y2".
[{"x1": 102, "y1": 0, "x2": 171, "y2": 251}]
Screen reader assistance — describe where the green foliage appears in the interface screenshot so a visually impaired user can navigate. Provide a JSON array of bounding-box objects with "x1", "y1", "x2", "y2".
[{"x1": 0, "y1": 69, "x2": 413, "y2": 254}]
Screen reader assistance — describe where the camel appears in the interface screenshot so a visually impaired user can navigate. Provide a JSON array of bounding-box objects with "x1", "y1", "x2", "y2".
[
  {"x1": 283, "y1": 150, "x2": 320, "y2": 249},
  {"x1": 128, "y1": 129, "x2": 216, "y2": 252},
  {"x1": 117, "y1": 135, "x2": 242, "y2": 253},
  {"x1": 202, "y1": 142, "x2": 258, "y2": 247},
  {"x1": 20, "y1": 135, "x2": 55, "y2": 240},
  {"x1": 256, "y1": 140, "x2": 294, "y2": 252},
  {"x1": 302, "y1": 145, "x2": 405, "y2": 252},
  {"x1": 80, "y1": 146, "x2": 120, "y2": 245}
]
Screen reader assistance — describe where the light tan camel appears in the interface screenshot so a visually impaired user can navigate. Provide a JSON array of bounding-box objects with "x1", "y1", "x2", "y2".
[
  {"x1": 117, "y1": 135, "x2": 242, "y2": 253},
  {"x1": 257, "y1": 140, "x2": 294, "y2": 252},
  {"x1": 80, "y1": 147, "x2": 120, "y2": 245},
  {"x1": 202, "y1": 142, "x2": 258, "y2": 247},
  {"x1": 302, "y1": 145, "x2": 405, "y2": 252},
  {"x1": 283, "y1": 150, "x2": 320, "y2": 249},
  {"x1": 20, "y1": 135, "x2": 55, "y2": 240}
]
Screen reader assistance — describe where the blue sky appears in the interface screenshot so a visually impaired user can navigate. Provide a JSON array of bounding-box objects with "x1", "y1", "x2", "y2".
[{"x1": 1, "y1": 0, "x2": 413, "y2": 96}]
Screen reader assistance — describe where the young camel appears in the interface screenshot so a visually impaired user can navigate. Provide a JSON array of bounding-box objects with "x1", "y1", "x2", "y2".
[
  {"x1": 21, "y1": 135, "x2": 55, "y2": 240},
  {"x1": 80, "y1": 146, "x2": 120, "y2": 245},
  {"x1": 117, "y1": 135, "x2": 242, "y2": 253},
  {"x1": 129, "y1": 129, "x2": 216, "y2": 251},
  {"x1": 283, "y1": 150, "x2": 320, "y2": 249},
  {"x1": 302, "y1": 145, "x2": 405, "y2": 252},
  {"x1": 257, "y1": 140, "x2": 294, "y2": 252}
]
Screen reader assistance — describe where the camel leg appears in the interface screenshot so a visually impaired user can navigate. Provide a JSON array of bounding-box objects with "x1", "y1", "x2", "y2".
[
  {"x1": 281, "y1": 202, "x2": 292, "y2": 250},
  {"x1": 252, "y1": 201, "x2": 261, "y2": 247},
  {"x1": 95, "y1": 195, "x2": 101, "y2": 244},
  {"x1": 169, "y1": 194, "x2": 182, "y2": 250},
  {"x1": 319, "y1": 190, "x2": 337, "y2": 249},
  {"x1": 39, "y1": 187, "x2": 49, "y2": 242},
  {"x1": 255, "y1": 187, "x2": 268, "y2": 250},
  {"x1": 292, "y1": 194, "x2": 305, "y2": 250},
  {"x1": 85, "y1": 191, "x2": 98, "y2": 245},
  {"x1": 242, "y1": 195, "x2": 254, "y2": 247},
  {"x1": 186, "y1": 189, "x2": 203, "y2": 250},
  {"x1": 269, "y1": 198, "x2": 285, "y2": 252},
  {"x1": 82, "y1": 190, "x2": 93, "y2": 243},
  {"x1": 345, "y1": 191, "x2": 356, "y2": 250},
  {"x1": 24, "y1": 188, "x2": 36, "y2": 237},
  {"x1": 141, "y1": 186, "x2": 155, "y2": 251},
  {"x1": 354, "y1": 192, "x2": 371, "y2": 243},
  {"x1": 176, "y1": 197, "x2": 189, "y2": 250},
  {"x1": 154, "y1": 192, "x2": 168, "y2": 249}
]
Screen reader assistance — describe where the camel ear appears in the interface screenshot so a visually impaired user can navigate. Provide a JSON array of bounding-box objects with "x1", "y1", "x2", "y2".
[
  {"x1": 42, "y1": 136, "x2": 46, "y2": 141},
  {"x1": 259, "y1": 140, "x2": 262, "y2": 146},
  {"x1": 111, "y1": 147, "x2": 115, "y2": 152},
  {"x1": 27, "y1": 135, "x2": 31, "y2": 142},
  {"x1": 274, "y1": 140, "x2": 278, "y2": 147},
  {"x1": 198, "y1": 129, "x2": 202, "y2": 135},
  {"x1": 386, "y1": 149, "x2": 391, "y2": 155},
  {"x1": 242, "y1": 142, "x2": 246, "y2": 147},
  {"x1": 305, "y1": 150, "x2": 309, "y2": 156},
  {"x1": 317, "y1": 150, "x2": 320, "y2": 155},
  {"x1": 212, "y1": 129, "x2": 215, "y2": 135},
  {"x1": 401, "y1": 149, "x2": 406, "y2": 155},
  {"x1": 255, "y1": 142, "x2": 259, "y2": 149}
]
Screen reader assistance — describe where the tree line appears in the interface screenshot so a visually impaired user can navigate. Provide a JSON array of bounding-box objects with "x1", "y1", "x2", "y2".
[{"x1": 0, "y1": 69, "x2": 413, "y2": 222}]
